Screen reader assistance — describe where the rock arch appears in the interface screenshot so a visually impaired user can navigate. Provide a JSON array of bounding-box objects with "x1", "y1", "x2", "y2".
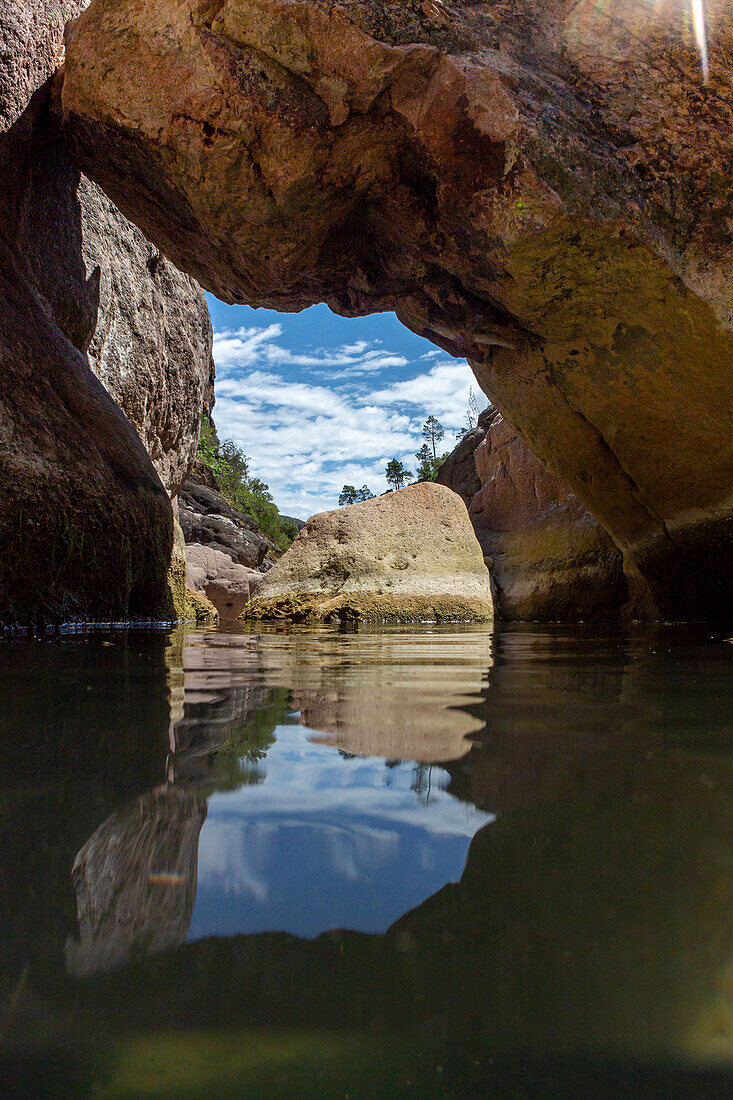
[{"x1": 58, "y1": 0, "x2": 733, "y2": 617}]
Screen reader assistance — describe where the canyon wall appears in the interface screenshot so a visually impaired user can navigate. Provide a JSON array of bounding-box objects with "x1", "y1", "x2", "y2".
[
  {"x1": 438, "y1": 410, "x2": 627, "y2": 620},
  {"x1": 0, "y1": 0, "x2": 214, "y2": 622},
  {"x1": 58, "y1": 0, "x2": 733, "y2": 618}
]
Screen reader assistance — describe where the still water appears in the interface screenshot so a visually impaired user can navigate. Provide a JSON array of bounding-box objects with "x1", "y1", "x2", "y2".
[{"x1": 1, "y1": 623, "x2": 733, "y2": 1097}]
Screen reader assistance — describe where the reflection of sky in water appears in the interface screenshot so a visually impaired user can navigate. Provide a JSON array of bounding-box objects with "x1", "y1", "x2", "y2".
[{"x1": 189, "y1": 724, "x2": 494, "y2": 939}]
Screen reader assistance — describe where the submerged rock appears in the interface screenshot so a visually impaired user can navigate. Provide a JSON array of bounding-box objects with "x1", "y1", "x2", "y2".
[
  {"x1": 66, "y1": 787, "x2": 206, "y2": 977},
  {"x1": 60, "y1": 0, "x2": 733, "y2": 619},
  {"x1": 439, "y1": 413, "x2": 627, "y2": 621},
  {"x1": 245, "y1": 482, "x2": 494, "y2": 622},
  {"x1": 186, "y1": 542, "x2": 262, "y2": 620}
]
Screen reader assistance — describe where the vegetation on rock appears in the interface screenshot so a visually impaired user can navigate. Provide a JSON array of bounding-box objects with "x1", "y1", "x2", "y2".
[
  {"x1": 196, "y1": 416, "x2": 297, "y2": 551},
  {"x1": 384, "y1": 459, "x2": 413, "y2": 490},
  {"x1": 338, "y1": 485, "x2": 374, "y2": 506}
]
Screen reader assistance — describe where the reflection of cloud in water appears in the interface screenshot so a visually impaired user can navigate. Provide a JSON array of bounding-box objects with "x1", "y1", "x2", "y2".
[
  {"x1": 190, "y1": 725, "x2": 493, "y2": 940},
  {"x1": 65, "y1": 629, "x2": 493, "y2": 975}
]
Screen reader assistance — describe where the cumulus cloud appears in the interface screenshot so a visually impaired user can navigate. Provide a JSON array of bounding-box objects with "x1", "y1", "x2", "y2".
[
  {"x1": 211, "y1": 323, "x2": 485, "y2": 518},
  {"x1": 213, "y1": 325, "x2": 408, "y2": 377},
  {"x1": 364, "y1": 359, "x2": 486, "y2": 425}
]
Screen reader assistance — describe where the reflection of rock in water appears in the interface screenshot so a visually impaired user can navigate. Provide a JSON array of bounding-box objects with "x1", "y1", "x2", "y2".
[
  {"x1": 289, "y1": 632, "x2": 492, "y2": 764},
  {"x1": 66, "y1": 787, "x2": 206, "y2": 977},
  {"x1": 302, "y1": 677, "x2": 480, "y2": 764},
  {"x1": 164, "y1": 629, "x2": 284, "y2": 784}
]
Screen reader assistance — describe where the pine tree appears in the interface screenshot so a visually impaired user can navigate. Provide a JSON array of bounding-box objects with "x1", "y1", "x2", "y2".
[
  {"x1": 422, "y1": 415, "x2": 445, "y2": 459},
  {"x1": 415, "y1": 443, "x2": 436, "y2": 482},
  {"x1": 385, "y1": 459, "x2": 412, "y2": 490}
]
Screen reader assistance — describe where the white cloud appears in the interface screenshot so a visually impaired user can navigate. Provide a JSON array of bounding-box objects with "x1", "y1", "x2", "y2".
[
  {"x1": 365, "y1": 360, "x2": 486, "y2": 426},
  {"x1": 211, "y1": 324, "x2": 485, "y2": 518},
  {"x1": 213, "y1": 326, "x2": 408, "y2": 377}
]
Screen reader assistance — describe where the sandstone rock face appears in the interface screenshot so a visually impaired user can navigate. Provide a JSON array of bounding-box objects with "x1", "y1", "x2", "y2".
[
  {"x1": 0, "y1": 0, "x2": 86, "y2": 131},
  {"x1": 179, "y1": 481, "x2": 270, "y2": 568},
  {"x1": 168, "y1": 515, "x2": 219, "y2": 624},
  {"x1": 61, "y1": 0, "x2": 733, "y2": 619},
  {"x1": 245, "y1": 482, "x2": 494, "y2": 622},
  {"x1": 0, "y1": 0, "x2": 214, "y2": 620},
  {"x1": 438, "y1": 409, "x2": 627, "y2": 619},
  {"x1": 469, "y1": 415, "x2": 627, "y2": 621},
  {"x1": 1, "y1": 87, "x2": 214, "y2": 494},
  {"x1": 436, "y1": 406, "x2": 498, "y2": 506},
  {"x1": 0, "y1": 239, "x2": 173, "y2": 623},
  {"x1": 186, "y1": 542, "x2": 262, "y2": 619}
]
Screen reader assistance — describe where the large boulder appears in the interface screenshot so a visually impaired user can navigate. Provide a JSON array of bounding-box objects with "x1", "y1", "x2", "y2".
[
  {"x1": 178, "y1": 481, "x2": 270, "y2": 568},
  {"x1": 245, "y1": 482, "x2": 494, "y2": 622},
  {"x1": 0, "y1": 239, "x2": 173, "y2": 623},
  {"x1": 60, "y1": 0, "x2": 733, "y2": 620},
  {"x1": 185, "y1": 542, "x2": 262, "y2": 620}
]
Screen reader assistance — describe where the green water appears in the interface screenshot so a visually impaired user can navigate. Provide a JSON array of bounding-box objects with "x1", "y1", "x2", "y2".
[{"x1": 1, "y1": 623, "x2": 733, "y2": 1098}]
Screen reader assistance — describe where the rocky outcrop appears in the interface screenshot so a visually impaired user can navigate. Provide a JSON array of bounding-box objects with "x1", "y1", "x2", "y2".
[
  {"x1": 0, "y1": 0, "x2": 86, "y2": 131},
  {"x1": 60, "y1": 0, "x2": 733, "y2": 620},
  {"x1": 0, "y1": 238, "x2": 173, "y2": 623},
  {"x1": 439, "y1": 412, "x2": 627, "y2": 620},
  {"x1": 186, "y1": 543, "x2": 262, "y2": 619},
  {"x1": 436, "y1": 407, "x2": 498, "y2": 506},
  {"x1": 168, "y1": 515, "x2": 219, "y2": 624},
  {"x1": 245, "y1": 482, "x2": 493, "y2": 622},
  {"x1": 179, "y1": 481, "x2": 271, "y2": 569},
  {"x1": 1, "y1": 79, "x2": 213, "y2": 494},
  {"x1": 471, "y1": 415, "x2": 627, "y2": 621},
  {"x1": 0, "y1": 0, "x2": 215, "y2": 620}
]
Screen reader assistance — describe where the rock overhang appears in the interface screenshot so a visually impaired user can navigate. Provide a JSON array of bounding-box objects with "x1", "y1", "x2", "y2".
[{"x1": 57, "y1": 0, "x2": 733, "y2": 618}]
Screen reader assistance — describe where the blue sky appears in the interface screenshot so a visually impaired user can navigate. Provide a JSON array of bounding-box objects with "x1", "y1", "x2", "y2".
[
  {"x1": 207, "y1": 295, "x2": 487, "y2": 519},
  {"x1": 190, "y1": 722, "x2": 492, "y2": 940}
]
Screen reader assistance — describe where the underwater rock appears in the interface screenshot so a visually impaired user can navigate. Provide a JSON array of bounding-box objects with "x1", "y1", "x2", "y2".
[{"x1": 66, "y1": 787, "x2": 206, "y2": 976}]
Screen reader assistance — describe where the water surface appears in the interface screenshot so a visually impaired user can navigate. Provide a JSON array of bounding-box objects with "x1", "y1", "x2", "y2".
[{"x1": 1, "y1": 623, "x2": 733, "y2": 1097}]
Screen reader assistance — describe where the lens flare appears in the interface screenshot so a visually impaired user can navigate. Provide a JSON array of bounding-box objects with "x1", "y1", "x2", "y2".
[{"x1": 691, "y1": 0, "x2": 710, "y2": 82}]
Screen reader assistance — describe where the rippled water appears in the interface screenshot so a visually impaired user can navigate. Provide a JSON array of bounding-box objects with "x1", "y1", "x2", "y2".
[{"x1": 2, "y1": 623, "x2": 733, "y2": 1097}]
